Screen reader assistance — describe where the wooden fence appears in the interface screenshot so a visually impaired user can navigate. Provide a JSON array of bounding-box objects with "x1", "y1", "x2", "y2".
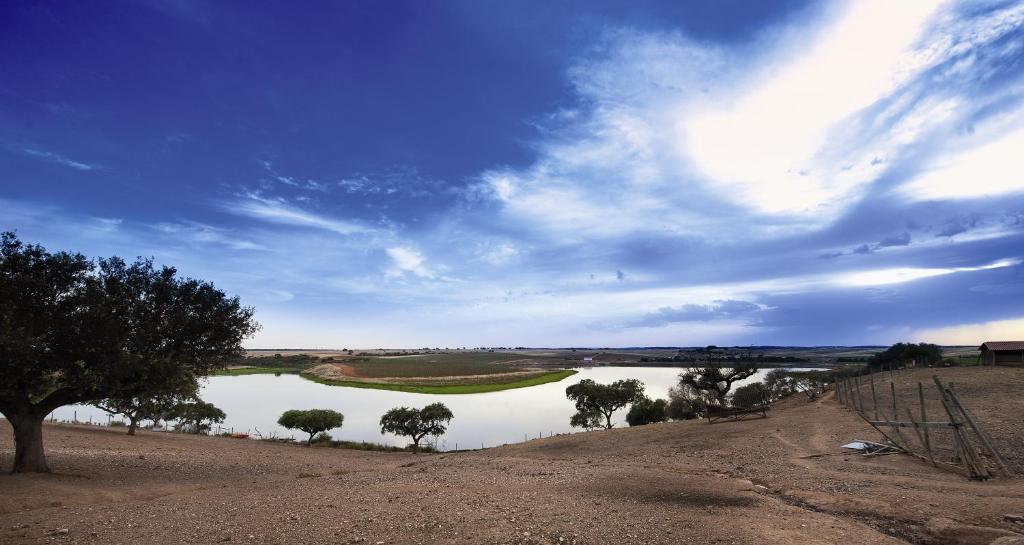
[{"x1": 835, "y1": 366, "x2": 1011, "y2": 480}]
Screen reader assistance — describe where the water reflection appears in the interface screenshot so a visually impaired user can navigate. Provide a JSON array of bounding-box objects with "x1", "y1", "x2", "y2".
[{"x1": 49, "y1": 367, "x2": 803, "y2": 450}]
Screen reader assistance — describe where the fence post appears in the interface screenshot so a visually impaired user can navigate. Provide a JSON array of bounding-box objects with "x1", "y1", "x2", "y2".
[
  {"x1": 918, "y1": 383, "x2": 934, "y2": 466},
  {"x1": 869, "y1": 371, "x2": 879, "y2": 420}
]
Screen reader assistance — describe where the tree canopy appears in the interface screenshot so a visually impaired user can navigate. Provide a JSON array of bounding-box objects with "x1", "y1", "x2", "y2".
[
  {"x1": 96, "y1": 379, "x2": 198, "y2": 435},
  {"x1": 278, "y1": 409, "x2": 345, "y2": 444},
  {"x1": 678, "y1": 363, "x2": 759, "y2": 406},
  {"x1": 379, "y1": 403, "x2": 453, "y2": 452},
  {"x1": 170, "y1": 399, "x2": 226, "y2": 434},
  {"x1": 730, "y1": 382, "x2": 769, "y2": 409},
  {"x1": 565, "y1": 378, "x2": 645, "y2": 430},
  {"x1": 870, "y1": 342, "x2": 942, "y2": 369},
  {"x1": 0, "y1": 233, "x2": 258, "y2": 472},
  {"x1": 625, "y1": 397, "x2": 668, "y2": 426}
]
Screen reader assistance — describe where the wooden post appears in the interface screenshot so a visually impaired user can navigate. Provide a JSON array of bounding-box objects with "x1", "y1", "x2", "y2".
[
  {"x1": 946, "y1": 387, "x2": 1013, "y2": 477},
  {"x1": 918, "y1": 383, "x2": 934, "y2": 467},
  {"x1": 905, "y1": 407, "x2": 934, "y2": 467},
  {"x1": 869, "y1": 371, "x2": 879, "y2": 420},
  {"x1": 932, "y1": 376, "x2": 989, "y2": 480},
  {"x1": 890, "y1": 382, "x2": 898, "y2": 420},
  {"x1": 853, "y1": 375, "x2": 865, "y2": 414}
]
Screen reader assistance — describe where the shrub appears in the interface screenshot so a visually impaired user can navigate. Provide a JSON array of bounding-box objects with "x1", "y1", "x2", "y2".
[
  {"x1": 666, "y1": 396, "x2": 704, "y2": 420},
  {"x1": 311, "y1": 431, "x2": 333, "y2": 444},
  {"x1": 731, "y1": 383, "x2": 769, "y2": 409},
  {"x1": 625, "y1": 397, "x2": 668, "y2": 426}
]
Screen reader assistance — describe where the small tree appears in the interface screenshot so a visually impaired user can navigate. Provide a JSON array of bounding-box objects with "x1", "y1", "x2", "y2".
[
  {"x1": 625, "y1": 397, "x2": 668, "y2": 426},
  {"x1": 96, "y1": 387, "x2": 196, "y2": 435},
  {"x1": 565, "y1": 379, "x2": 644, "y2": 430},
  {"x1": 666, "y1": 384, "x2": 707, "y2": 420},
  {"x1": 379, "y1": 403, "x2": 453, "y2": 453},
  {"x1": 278, "y1": 409, "x2": 345, "y2": 445},
  {"x1": 95, "y1": 377, "x2": 198, "y2": 435},
  {"x1": 678, "y1": 363, "x2": 758, "y2": 406},
  {"x1": 731, "y1": 383, "x2": 769, "y2": 409},
  {"x1": 170, "y1": 399, "x2": 226, "y2": 434}
]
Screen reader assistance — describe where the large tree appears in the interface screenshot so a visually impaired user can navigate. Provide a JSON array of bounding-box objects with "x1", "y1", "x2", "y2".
[
  {"x1": 678, "y1": 363, "x2": 759, "y2": 406},
  {"x1": 379, "y1": 403, "x2": 453, "y2": 453},
  {"x1": 0, "y1": 233, "x2": 258, "y2": 473},
  {"x1": 278, "y1": 409, "x2": 344, "y2": 445},
  {"x1": 565, "y1": 378, "x2": 645, "y2": 430}
]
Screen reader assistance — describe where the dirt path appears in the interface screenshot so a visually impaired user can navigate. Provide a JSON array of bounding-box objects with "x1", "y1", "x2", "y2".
[{"x1": 1, "y1": 367, "x2": 1023, "y2": 544}]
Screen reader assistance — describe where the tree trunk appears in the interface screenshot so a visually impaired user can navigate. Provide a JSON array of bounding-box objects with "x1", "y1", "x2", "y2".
[
  {"x1": 127, "y1": 415, "x2": 140, "y2": 436},
  {"x1": 604, "y1": 412, "x2": 613, "y2": 429},
  {"x1": 411, "y1": 435, "x2": 421, "y2": 454},
  {"x1": 308, "y1": 432, "x2": 315, "y2": 445},
  {"x1": 10, "y1": 411, "x2": 50, "y2": 473}
]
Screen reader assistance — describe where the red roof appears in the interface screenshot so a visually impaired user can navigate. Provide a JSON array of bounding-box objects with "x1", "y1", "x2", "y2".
[{"x1": 980, "y1": 341, "x2": 1024, "y2": 351}]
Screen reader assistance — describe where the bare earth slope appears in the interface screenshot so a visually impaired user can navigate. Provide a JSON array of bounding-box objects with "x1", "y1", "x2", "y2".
[{"x1": 2, "y1": 367, "x2": 1023, "y2": 545}]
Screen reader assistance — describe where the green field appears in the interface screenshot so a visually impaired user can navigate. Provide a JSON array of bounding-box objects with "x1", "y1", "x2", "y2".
[
  {"x1": 300, "y1": 369, "x2": 578, "y2": 394},
  {"x1": 339, "y1": 352, "x2": 541, "y2": 377},
  {"x1": 213, "y1": 367, "x2": 300, "y2": 376}
]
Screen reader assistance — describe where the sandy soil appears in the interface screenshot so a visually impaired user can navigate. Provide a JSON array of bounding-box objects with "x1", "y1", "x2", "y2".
[{"x1": 1, "y1": 367, "x2": 1023, "y2": 545}]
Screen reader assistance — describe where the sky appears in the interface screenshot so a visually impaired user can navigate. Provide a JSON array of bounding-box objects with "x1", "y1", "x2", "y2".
[{"x1": 2, "y1": 0, "x2": 1024, "y2": 348}]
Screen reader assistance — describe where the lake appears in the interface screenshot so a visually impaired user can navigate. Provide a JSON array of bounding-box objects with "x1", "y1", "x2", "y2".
[{"x1": 48, "y1": 367, "x2": 800, "y2": 450}]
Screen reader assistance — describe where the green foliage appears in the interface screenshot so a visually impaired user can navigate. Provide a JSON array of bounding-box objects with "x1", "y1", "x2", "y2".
[
  {"x1": 0, "y1": 233, "x2": 258, "y2": 472},
  {"x1": 278, "y1": 409, "x2": 345, "y2": 444},
  {"x1": 666, "y1": 386, "x2": 706, "y2": 420},
  {"x1": 870, "y1": 342, "x2": 942, "y2": 369},
  {"x1": 170, "y1": 399, "x2": 226, "y2": 434},
  {"x1": 625, "y1": 397, "x2": 668, "y2": 426},
  {"x1": 304, "y1": 369, "x2": 576, "y2": 394},
  {"x1": 678, "y1": 363, "x2": 759, "y2": 405},
  {"x1": 731, "y1": 383, "x2": 769, "y2": 409},
  {"x1": 569, "y1": 409, "x2": 604, "y2": 430},
  {"x1": 565, "y1": 378, "x2": 645, "y2": 429},
  {"x1": 379, "y1": 403, "x2": 454, "y2": 452},
  {"x1": 95, "y1": 378, "x2": 199, "y2": 435}
]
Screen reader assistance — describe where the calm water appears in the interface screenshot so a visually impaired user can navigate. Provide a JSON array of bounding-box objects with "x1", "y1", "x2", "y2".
[{"x1": 49, "y1": 367, "x2": 800, "y2": 450}]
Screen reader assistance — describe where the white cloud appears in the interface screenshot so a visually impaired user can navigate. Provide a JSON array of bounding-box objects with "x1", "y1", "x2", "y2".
[
  {"x1": 897, "y1": 123, "x2": 1024, "y2": 201},
  {"x1": 227, "y1": 194, "x2": 369, "y2": 235},
  {"x1": 478, "y1": 243, "x2": 519, "y2": 266},
  {"x1": 386, "y1": 246, "x2": 432, "y2": 278},
  {"x1": 23, "y1": 148, "x2": 97, "y2": 171},
  {"x1": 914, "y1": 316, "x2": 1024, "y2": 345},
  {"x1": 682, "y1": 0, "x2": 944, "y2": 215},
  {"x1": 154, "y1": 221, "x2": 267, "y2": 251},
  {"x1": 830, "y1": 258, "x2": 1021, "y2": 287}
]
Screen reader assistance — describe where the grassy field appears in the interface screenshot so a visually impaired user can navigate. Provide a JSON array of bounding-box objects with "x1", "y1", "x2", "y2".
[
  {"x1": 300, "y1": 369, "x2": 577, "y2": 394},
  {"x1": 338, "y1": 352, "x2": 545, "y2": 377},
  {"x1": 213, "y1": 367, "x2": 300, "y2": 376}
]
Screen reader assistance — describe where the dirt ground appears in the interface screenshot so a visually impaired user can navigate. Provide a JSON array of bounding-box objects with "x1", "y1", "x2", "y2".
[{"x1": 1, "y1": 367, "x2": 1022, "y2": 545}]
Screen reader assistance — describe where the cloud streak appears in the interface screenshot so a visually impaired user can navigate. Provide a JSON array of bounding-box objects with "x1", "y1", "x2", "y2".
[{"x1": 22, "y1": 148, "x2": 97, "y2": 171}]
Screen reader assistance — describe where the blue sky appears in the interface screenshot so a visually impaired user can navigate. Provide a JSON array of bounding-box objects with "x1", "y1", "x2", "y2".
[{"x1": 2, "y1": 0, "x2": 1024, "y2": 348}]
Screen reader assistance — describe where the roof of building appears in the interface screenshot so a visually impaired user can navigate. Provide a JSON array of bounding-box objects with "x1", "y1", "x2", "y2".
[{"x1": 980, "y1": 341, "x2": 1024, "y2": 351}]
